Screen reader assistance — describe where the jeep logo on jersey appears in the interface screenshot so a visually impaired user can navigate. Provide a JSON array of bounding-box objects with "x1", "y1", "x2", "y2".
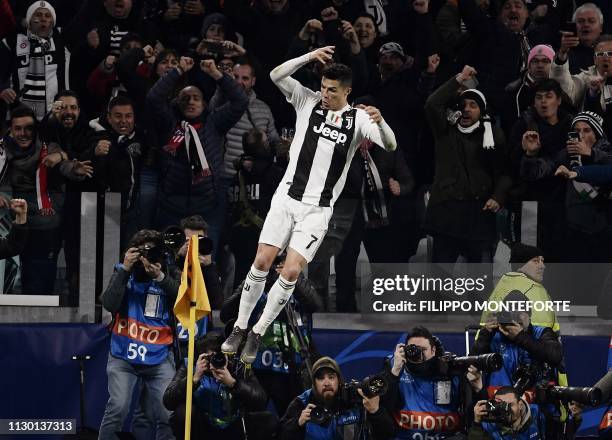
[{"x1": 313, "y1": 122, "x2": 348, "y2": 144}]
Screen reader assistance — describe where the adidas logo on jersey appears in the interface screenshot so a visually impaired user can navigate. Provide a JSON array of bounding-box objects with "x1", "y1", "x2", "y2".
[{"x1": 313, "y1": 122, "x2": 347, "y2": 144}]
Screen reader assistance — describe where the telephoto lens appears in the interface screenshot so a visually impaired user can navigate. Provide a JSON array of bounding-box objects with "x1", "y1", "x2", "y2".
[
  {"x1": 207, "y1": 351, "x2": 227, "y2": 369},
  {"x1": 483, "y1": 400, "x2": 513, "y2": 425}
]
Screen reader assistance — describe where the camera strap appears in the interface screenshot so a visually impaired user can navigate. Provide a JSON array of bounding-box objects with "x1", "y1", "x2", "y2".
[{"x1": 285, "y1": 302, "x2": 313, "y2": 376}]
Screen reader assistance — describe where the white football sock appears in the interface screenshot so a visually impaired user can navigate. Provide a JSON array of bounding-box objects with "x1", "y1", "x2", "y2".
[
  {"x1": 234, "y1": 265, "x2": 269, "y2": 329},
  {"x1": 252, "y1": 275, "x2": 296, "y2": 335}
]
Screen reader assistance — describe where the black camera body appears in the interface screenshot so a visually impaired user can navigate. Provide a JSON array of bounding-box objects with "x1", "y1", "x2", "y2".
[
  {"x1": 310, "y1": 405, "x2": 334, "y2": 425},
  {"x1": 137, "y1": 244, "x2": 164, "y2": 264},
  {"x1": 535, "y1": 385, "x2": 602, "y2": 406},
  {"x1": 404, "y1": 344, "x2": 425, "y2": 363},
  {"x1": 344, "y1": 375, "x2": 388, "y2": 403},
  {"x1": 205, "y1": 351, "x2": 227, "y2": 369},
  {"x1": 163, "y1": 228, "x2": 214, "y2": 257},
  {"x1": 483, "y1": 400, "x2": 513, "y2": 425}
]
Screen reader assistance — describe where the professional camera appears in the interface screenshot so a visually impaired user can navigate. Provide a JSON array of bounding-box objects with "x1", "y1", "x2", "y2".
[
  {"x1": 137, "y1": 244, "x2": 164, "y2": 264},
  {"x1": 310, "y1": 405, "x2": 334, "y2": 425},
  {"x1": 344, "y1": 374, "x2": 388, "y2": 403},
  {"x1": 404, "y1": 344, "x2": 425, "y2": 363},
  {"x1": 441, "y1": 353, "x2": 503, "y2": 376},
  {"x1": 512, "y1": 363, "x2": 546, "y2": 395},
  {"x1": 162, "y1": 228, "x2": 214, "y2": 256},
  {"x1": 535, "y1": 385, "x2": 602, "y2": 406},
  {"x1": 204, "y1": 351, "x2": 227, "y2": 369},
  {"x1": 482, "y1": 400, "x2": 513, "y2": 425},
  {"x1": 496, "y1": 310, "x2": 520, "y2": 325}
]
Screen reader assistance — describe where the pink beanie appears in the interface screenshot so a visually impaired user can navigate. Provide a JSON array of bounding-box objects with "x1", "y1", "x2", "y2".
[{"x1": 527, "y1": 45, "x2": 555, "y2": 65}]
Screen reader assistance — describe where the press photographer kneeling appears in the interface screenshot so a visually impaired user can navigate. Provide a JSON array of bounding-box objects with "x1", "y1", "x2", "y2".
[
  {"x1": 280, "y1": 356, "x2": 396, "y2": 440},
  {"x1": 163, "y1": 332, "x2": 272, "y2": 439},
  {"x1": 383, "y1": 326, "x2": 499, "y2": 439},
  {"x1": 471, "y1": 387, "x2": 543, "y2": 439}
]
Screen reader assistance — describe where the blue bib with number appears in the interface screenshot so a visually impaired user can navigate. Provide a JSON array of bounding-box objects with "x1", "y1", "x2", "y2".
[{"x1": 110, "y1": 268, "x2": 173, "y2": 366}]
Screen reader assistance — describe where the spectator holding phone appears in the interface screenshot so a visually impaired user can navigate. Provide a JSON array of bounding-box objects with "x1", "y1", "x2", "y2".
[{"x1": 558, "y1": 3, "x2": 604, "y2": 74}]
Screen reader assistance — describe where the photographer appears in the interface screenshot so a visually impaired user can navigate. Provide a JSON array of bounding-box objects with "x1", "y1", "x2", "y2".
[
  {"x1": 221, "y1": 252, "x2": 323, "y2": 415},
  {"x1": 173, "y1": 215, "x2": 222, "y2": 309},
  {"x1": 470, "y1": 387, "x2": 545, "y2": 439},
  {"x1": 280, "y1": 356, "x2": 396, "y2": 440},
  {"x1": 0, "y1": 198, "x2": 27, "y2": 259},
  {"x1": 162, "y1": 332, "x2": 271, "y2": 439},
  {"x1": 99, "y1": 229, "x2": 180, "y2": 440},
  {"x1": 383, "y1": 326, "x2": 486, "y2": 439},
  {"x1": 471, "y1": 292, "x2": 565, "y2": 438}
]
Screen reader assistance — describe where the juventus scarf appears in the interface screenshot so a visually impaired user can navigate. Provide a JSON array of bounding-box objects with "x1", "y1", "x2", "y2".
[
  {"x1": 164, "y1": 121, "x2": 211, "y2": 185},
  {"x1": 22, "y1": 32, "x2": 51, "y2": 121},
  {"x1": 36, "y1": 142, "x2": 54, "y2": 215},
  {"x1": 360, "y1": 140, "x2": 389, "y2": 229}
]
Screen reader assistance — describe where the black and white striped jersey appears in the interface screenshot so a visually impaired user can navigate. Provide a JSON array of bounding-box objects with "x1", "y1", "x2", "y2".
[{"x1": 281, "y1": 82, "x2": 389, "y2": 208}]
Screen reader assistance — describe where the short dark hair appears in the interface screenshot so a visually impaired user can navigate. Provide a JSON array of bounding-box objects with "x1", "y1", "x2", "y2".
[
  {"x1": 197, "y1": 332, "x2": 224, "y2": 354},
  {"x1": 108, "y1": 95, "x2": 134, "y2": 112},
  {"x1": 242, "y1": 128, "x2": 267, "y2": 156},
  {"x1": 180, "y1": 215, "x2": 209, "y2": 233},
  {"x1": 406, "y1": 326, "x2": 445, "y2": 357},
  {"x1": 495, "y1": 386, "x2": 521, "y2": 401},
  {"x1": 54, "y1": 89, "x2": 80, "y2": 106},
  {"x1": 321, "y1": 63, "x2": 352, "y2": 87},
  {"x1": 127, "y1": 229, "x2": 163, "y2": 249},
  {"x1": 120, "y1": 33, "x2": 143, "y2": 51},
  {"x1": 533, "y1": 79, "x2": 563, "y2": 98},
  {"x1": 10, "y1": 105, "x2": 36, "y2": 122},
  {"x1": 595, "y1": 34, "x2": 612, "y2": 50},
  {"x1": 354, "y1": 13, "x2": 379, "y2": 34}
]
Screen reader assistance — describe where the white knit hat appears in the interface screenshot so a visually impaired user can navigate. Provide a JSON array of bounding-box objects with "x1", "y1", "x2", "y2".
[{"x1": 26, "y1": 1, "x2": 56, "y2": 28}]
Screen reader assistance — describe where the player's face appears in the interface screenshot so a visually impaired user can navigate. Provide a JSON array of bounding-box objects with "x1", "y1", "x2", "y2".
[{"x1": 320, "y1": 78, "x2": 351, "y2": 111}]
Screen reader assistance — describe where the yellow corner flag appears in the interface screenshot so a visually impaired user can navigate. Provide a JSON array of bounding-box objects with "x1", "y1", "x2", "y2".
[
  {"x1": 173, "y1": 235, "x2": 211, "y2": 440},
  {"x1": 174, "y1": 234, "x2": 211, "y2": 326}
]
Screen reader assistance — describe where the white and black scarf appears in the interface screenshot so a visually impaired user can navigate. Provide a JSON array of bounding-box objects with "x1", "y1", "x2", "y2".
[{"x1": 21, "y1": 31, "x2": 52, "y2": 121}]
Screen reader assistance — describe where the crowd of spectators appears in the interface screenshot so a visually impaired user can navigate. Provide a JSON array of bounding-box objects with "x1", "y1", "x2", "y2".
[{"x1": 0, "y1": 0, "x2": 611, "y2": 308}]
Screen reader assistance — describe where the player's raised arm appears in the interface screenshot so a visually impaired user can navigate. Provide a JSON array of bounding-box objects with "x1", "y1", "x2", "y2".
[
  {"x1": 269, "y1": 46, "x2": 335, "y2": 98},
  {"x1": 361, "y1": 105, "x2": 397, "y2": 152}
]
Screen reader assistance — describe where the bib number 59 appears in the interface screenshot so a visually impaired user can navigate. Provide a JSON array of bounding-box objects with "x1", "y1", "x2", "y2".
[{"x1": 127, "y1": 343, "x2": 147, "y2": 362}]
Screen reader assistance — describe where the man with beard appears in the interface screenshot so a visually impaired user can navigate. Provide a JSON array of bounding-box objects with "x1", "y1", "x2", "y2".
[
  {"x1": 41, "y1": 89, "x2": 95, "y2": 302},
  {"x1": 383, "y1": 326, "x2": 484, "y2": 439},
  {"x1": 0, "y1": 105, "x2": 92, "y2": 294},
  {"x1": 0, "y1": 1, "x2": 70, "y2": 121},
  {"x1": 280, "y1": 356, "x2": 396, "y2": 439},
  {"x1": 471, "y1": 292, "x2": 565, "y2": 439},
  {"x1": 470, "y1": 387, "x2": 545, "y2": 440},
  {"x1": 424, "y1": 65, "x2": 511, "y2": 267},
  {"x1": 99, "y1": 229, "x2": 179, "y2": 440}
]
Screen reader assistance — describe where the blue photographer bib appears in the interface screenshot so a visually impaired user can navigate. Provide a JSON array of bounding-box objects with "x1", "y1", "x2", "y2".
[
  {"x1": 599, "y1": 335, "x2": 612, "y2": 436},
  {"x1": 390, "y1": 357, "x2": 462, "y2": 440},
  {"x1": 298, "y1": 389, "x2": 360, "y2": 440},
  {"x1": 110, "y1": 269, "x2": 173, "y2": 366},
  {"x1": 481, "y1": 404, "x2": 544, "y2": 440}
]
